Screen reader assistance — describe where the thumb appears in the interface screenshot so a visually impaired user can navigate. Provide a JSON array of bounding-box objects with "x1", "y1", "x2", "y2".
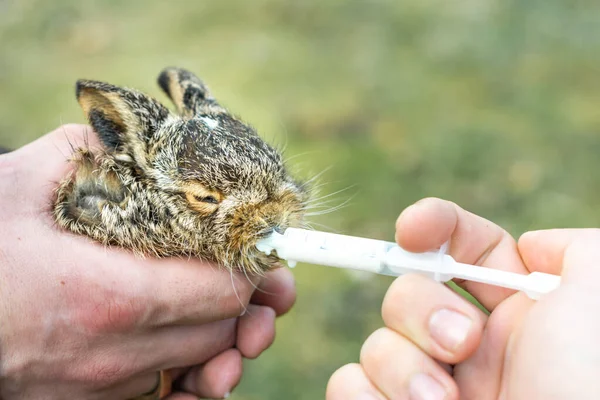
[
  {"x1": 507, "y1": 231, "x2": 600, "y2": 400},
  {"x1": 13, "y1": 124, "x2": 99, "y2": 189},
  {"x1": 517, "y1": 228, "x2": 600, "y2": 278},
  {"x1": 562, "y1": 234, "x2": 600, "y2": 288}
]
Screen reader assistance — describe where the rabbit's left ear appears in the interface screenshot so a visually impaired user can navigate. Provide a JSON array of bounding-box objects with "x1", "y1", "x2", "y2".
[{"x1": 76, "y1": 80, "x2": 172, "y2": 154}]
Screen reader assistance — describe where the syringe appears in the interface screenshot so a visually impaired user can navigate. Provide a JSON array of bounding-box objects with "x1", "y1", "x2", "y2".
[{"x1": 256, "y1": 228, "x2": 561, "y2": 300}]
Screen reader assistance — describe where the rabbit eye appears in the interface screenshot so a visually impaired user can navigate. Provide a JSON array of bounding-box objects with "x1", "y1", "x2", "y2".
[
  {"x1": 194, "y1": 195, "x2": 218, "y2": 204},
  {"x1": 184, "y1": 185, "x2": 223, "y2": 215}
]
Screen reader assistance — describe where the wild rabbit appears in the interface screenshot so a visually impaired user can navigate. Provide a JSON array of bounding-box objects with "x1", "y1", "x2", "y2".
[{"x1": 52, "y1": 67, "x2": 311, "y2": 399}]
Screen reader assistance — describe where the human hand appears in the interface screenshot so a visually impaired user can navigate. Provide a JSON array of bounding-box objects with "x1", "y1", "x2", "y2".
[
  {"x1": 326, "y1": 197, "x2": 600, "y2": 399},
  {"x1": 0, "y1": 125, "x2": 296, "y2": 400}
]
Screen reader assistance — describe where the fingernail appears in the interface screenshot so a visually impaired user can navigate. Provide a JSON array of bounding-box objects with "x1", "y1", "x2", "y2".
[
  {"x1": 224, "y1": 392, "x2": 231, "y2": 398},
  {"x1": 409, "y1": 373, "x2": 447, "y2": 400},
  {"x1": 429, "y1": 309, "x2": 472, "y2": 351}
]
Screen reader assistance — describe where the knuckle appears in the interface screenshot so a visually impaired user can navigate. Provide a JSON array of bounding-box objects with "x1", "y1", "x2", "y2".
[
  {"x1": 100, "y1": 298, "x2": 141, "y2": 332},
  {"x1": 381, "y1": 274, "x2": 423, "y2": 324},
  {"x1": 76, "y1": 292, "x2": 145, "y2": 334}
]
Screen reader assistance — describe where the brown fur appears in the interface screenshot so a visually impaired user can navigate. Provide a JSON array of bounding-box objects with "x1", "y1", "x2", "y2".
[{"x1": 54, "y1": 67, "x2": 311, "y2": 275}]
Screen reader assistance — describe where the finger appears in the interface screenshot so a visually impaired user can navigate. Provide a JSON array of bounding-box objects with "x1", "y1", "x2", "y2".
[
  {"x1": 137, "y1": 318, "x2": 237, "y2": 371},
  {"x1": 162, "y1": 394, "x2": 198, "y2": 400},
  {"x1": 518, "y1": 228, "x2": 600, "y2": 277},
  {"x1": 396, "y1": 197, "x2": 527, "y2": 310},
  {"x1": 360, "y1": 327, "x2": 459, "y2": 400},
  {"x1": 179, "y1": 348, "x2": 243, "y2": 398},
  {"x1": 326, "y1": 363, "x2": 386, "y2": 400},
  {"x1": 250, "y1": 267, "x2": 296, "y2": 316},
  {"x1": 106, "y1": 371, "x2": 161, "y2": 399},
  {"x1": 15, "y1": 124, "x2": 101, "y2": 186},
  {"x1": 167, "y1": 367, "x2": 190, "y2": 383},
  {"x1": 236, "y1": 305, "x2": 276, "y2": 359},
  {"x1": 562, "y1": 233, "x2": 600, "y2": 285},
  {"x1": 382, "y1": 274, "x2": 487, "y2": 364},
  {"x1": 146, "y1": 260, "x2": 260, "y2": 326},
  {"x1": 96, "y1": 320, "x2": 236, "y2": 376},
  {"x1": 8, "y1": 124, "x2": 102, "y2": 212}
]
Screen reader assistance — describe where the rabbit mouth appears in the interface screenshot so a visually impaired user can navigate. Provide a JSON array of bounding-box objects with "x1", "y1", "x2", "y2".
[
  {"x1": 241, "y1": 226, "x2": 292, "y2": 272},
  {"x1": 255, "y1": 226, "x2": 285, "y2": 239},
  {"x1": 252, "y1": 250, "x2": 288, "y2": 274},
  {"x1": 254, "y1": 250, "x2": 283, "y2": 268}
]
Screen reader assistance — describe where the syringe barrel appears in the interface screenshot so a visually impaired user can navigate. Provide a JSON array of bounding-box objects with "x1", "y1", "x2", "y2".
[
  {"x1": 279, "y1": 228, "x2": 392, "y2": 274},
  {"x1": 277, "y1": 228, "x2": 451, "y2": 279},
  {"x1": 383, "y1": 246, "x2": 453, "y2": 281}
]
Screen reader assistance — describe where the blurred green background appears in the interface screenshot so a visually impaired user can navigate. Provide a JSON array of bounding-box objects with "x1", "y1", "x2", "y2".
[{"x1": 2, "y1": 0, "x2": 600, "y2": 398}]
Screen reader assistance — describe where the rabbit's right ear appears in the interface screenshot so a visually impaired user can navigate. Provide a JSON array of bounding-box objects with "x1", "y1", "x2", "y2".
[
  {"x1": 76, "y1": 80, "x2": 172, "y2": 155},
  {"x1": 158, "y1": 67, "x2": 226, "y2": 118}
]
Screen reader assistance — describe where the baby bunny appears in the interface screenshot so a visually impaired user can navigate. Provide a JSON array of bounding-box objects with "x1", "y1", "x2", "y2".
[{"x1": 54, "y1": 67, "x2": 309, "y2": 275}]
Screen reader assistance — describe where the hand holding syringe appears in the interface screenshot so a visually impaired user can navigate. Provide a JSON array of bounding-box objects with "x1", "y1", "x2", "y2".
[
  {"x1": 257, "y1": 228, "x2": 561, "y2": 300},
  {"x1": 318, "y1": 200, "x2": 600, "y2": 399}
]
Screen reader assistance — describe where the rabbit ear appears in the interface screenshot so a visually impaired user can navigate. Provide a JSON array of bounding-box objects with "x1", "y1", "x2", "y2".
[
  {"x1": 75, "y1": 79, "x2": 172, "y2": 153},
  {"x1": 157, "y1": 67, "x2": 226, "y2": 118}
]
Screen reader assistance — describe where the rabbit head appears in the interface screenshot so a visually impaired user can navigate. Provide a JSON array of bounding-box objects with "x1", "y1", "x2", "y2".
[{"x1": 54, "y1": 67, "x2": 309, "y2": 274}]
